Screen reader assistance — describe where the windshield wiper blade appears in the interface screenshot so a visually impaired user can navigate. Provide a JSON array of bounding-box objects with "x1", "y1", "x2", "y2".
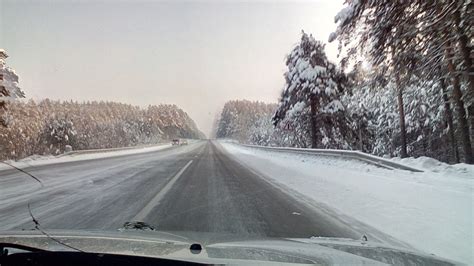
[
  {"x1": 0, "y1": 243, "x2": 46, "y2": 258},
  {"x1": 0, "y1": 243, "x2": 46, "y2": 253},
  {"x1": 0, "y1": 161, "x2": 43, "y2": 187},
  {"x1": 27, "y1": 204, "x2": 84, "y2": 253}
]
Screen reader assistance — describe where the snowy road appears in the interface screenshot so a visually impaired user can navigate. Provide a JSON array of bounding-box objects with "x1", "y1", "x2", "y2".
[{"x1": 0, "y1": 140, "x2": 358, "y2": 239}]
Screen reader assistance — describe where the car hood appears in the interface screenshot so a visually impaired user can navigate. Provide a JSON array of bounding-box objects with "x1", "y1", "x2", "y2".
[{"x1": 0, "y1": 230, "x2": 460, "y2": 265}]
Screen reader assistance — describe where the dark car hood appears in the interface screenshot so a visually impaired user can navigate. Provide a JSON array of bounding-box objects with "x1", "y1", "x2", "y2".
[{"x1": 0, "y1": 230, "x2": 460, "y2": 265}]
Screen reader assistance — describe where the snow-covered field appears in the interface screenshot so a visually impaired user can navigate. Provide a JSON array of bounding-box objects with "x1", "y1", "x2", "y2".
[
  {"x1": 0, "y1": 143, "x2": 172, "y2": 171},
  {"x1": 220, "y1": 142, "x2": 473, "y2": 265}
]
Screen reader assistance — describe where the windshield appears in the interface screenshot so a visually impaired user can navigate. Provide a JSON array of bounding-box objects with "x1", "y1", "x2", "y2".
[{"x1": 0, "y1": 0, "x2": 472, "y2": 265}]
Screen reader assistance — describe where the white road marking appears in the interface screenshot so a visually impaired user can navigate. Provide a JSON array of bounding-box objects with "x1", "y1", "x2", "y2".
[{"x1": 132, "y1": 160, "x2": 193, "y2": 221}]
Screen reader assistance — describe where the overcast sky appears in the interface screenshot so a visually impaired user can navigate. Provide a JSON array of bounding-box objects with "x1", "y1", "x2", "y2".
[{"x1": 1, "y1": 0, "x2": 344, "y2": 136}]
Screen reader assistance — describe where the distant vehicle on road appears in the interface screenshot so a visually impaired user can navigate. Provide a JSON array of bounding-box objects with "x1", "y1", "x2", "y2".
[{"x1": 171, "y1": 139, "x2": 188, "y2": 145}]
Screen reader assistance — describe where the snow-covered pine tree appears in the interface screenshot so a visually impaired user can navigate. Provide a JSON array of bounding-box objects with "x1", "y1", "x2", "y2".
[
  {"x1": 248, "y1": 115, "x2": 274, "y2": 146},
  {"x1": 343, "y1": 72, "x2": 451, "y2": 161},
  {"x1": 330, "y1": 0, "x2": 473, "y2": 163},
  {"x1": 0, "y1": 99, "x2": 203, "y2": 160},
  {"x1": 0, "y1": 49, "x2": 25, "y2": 127},
  {"x1": 39, "y1": 115, "x2": 76, "y2": 155},
  {"x1": 215, "y1": 100, "x2": 277, "y2": 144},
  {"x1": 273, "y1": 31, "x2": 353, "y2": 149}
]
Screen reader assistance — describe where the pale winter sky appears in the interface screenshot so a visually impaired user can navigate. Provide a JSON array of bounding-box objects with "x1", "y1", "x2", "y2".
[{"x1": 1, "y1": 0, "x2": 344, "y2": 136}]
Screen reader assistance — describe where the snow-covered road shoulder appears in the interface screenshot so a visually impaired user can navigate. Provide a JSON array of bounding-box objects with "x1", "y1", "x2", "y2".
[
  {"x1": 0, "y1": 143, "x2": 172, "y2": 171},
  {"x1": 220, "y1": 142, "x2": 473, "y2": 265}
]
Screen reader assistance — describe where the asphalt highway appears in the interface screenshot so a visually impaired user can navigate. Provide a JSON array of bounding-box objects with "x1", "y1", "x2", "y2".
[{"x1": 0, "y1": 140, "x2": 357, "y2": 240}]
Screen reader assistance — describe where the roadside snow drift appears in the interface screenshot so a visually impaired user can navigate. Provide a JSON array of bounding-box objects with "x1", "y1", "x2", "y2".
[
  {"x1": 0, "y1": 144, "x2": 172, "y2": 171},
  {"x1": 220, "y1": 142, "x2": 473, "y2": 265}
]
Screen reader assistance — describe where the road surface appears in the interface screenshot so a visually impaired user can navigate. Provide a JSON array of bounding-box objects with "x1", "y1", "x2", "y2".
[{"x1": 0, "y1": 141, "x2": 358, "y2": 239}]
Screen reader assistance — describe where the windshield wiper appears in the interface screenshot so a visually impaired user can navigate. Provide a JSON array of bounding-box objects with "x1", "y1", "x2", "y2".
[
  {"x1": 0, "y1": 161, "x2": 43, "y2": 187},
  {"x1": 27, "y1": 203, "x2": 84, "y2": 252},
  {"x1": 0, "y1": 162, "x2": 83, "y2": 252},
  {"x1": 0, "y1": 243, "x2": 46, "y2": 255}
]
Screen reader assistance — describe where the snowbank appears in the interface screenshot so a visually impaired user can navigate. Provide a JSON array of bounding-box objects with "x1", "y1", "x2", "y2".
[
  {"x1": 391, "y1": 156, "x2": 474, "y2": 178},
  {"x1": 0, "y1": 143, "x2": 172, "y2": 171},
  {"x1": 220, "y1": 142, "x2": 473, "y2": 265}
]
